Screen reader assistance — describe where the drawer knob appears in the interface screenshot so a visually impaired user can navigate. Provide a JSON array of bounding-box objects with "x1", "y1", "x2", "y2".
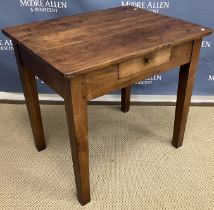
[{"x1": 144, "y1": 57, "x2": 152, "y2": 63}]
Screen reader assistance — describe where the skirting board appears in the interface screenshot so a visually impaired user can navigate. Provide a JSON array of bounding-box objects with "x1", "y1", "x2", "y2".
[{"x1": 0, "y1": 92, "x2": 214, "y2": 104}]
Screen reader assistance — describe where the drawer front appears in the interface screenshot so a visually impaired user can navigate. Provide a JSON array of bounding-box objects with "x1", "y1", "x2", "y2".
[{"x1": 119, "y1": 47, "x2": 172, "y2": 79}]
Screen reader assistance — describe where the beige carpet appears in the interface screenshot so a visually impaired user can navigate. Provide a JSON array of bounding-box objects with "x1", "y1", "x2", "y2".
[{"x1": 0, "y1": 104, "x2": 214, "y2": 210}]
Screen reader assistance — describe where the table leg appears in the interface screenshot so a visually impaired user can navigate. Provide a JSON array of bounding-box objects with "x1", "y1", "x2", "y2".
[
  {"x1": 64, "y1": 76, "x2": 90, "y2": 205},
  {"x1": 172, "y1": 38, "x2": 202, "y2": 148},
  {"x1": 121, "y1": 86, "x2": 131, "y2": 113},
  {"x1": 13, "y1": 44, "x2": 46, "y2": 151}
]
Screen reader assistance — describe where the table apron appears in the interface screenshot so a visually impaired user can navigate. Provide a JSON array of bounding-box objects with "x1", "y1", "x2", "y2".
[
  {"x1": 18, "y1": 41, "x2": 193, "y2": 101},
  {"x1": 19, "y1": 46, "x2": 67, "y2": 98},
  {"x1": 85, "y1": 41, "x2": 193, "y2": 101}
]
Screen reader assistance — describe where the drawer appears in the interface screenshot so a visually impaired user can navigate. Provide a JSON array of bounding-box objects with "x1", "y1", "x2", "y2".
[{"x1": 119, "y1": 47, "x2": 172, "y2": 79}]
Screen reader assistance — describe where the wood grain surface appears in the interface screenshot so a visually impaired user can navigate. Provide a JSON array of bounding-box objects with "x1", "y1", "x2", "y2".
[{"x1": 2, "y1": 6, "x2": 212, "y2": 78}]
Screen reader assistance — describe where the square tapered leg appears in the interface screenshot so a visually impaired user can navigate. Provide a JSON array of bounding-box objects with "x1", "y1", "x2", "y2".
[
  {"x1": 64, "y1": 76, "x2": 90, "y2": 205},
  {"x1": 13, "y1": 43, "x2": 46, "y2": 151},
  {"x1": 172, "y1": 39, "x2": 202, "y2": 148},
  {"x1": 121, "y1": 86, "x2": 131, "y2": 113}
]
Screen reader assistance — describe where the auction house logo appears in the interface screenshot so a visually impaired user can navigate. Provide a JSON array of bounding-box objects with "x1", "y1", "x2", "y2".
[
  {"x1": 19, "y1": 0, "x2": 68, "y2": 13},
  {"x1": 136, "y1": 75, "x2": 162, "y2": 85},
  {"x1": 202, "y1": 40, "x2": 212, "y2": 48},
  {"x1": 0, "y1": 39, "x2": 13, "y2": 51},
  {"x1": 121, "y1": 1, "x2": 170, "y2": 13},
  {"x1": 208, "y1": 75, "x2": 214, "y2": 81}
]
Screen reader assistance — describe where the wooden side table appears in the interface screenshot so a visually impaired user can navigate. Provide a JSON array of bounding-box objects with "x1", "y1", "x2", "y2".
[{"x1": 2, "y1": 6, "x2": 212, "y2": 205}]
